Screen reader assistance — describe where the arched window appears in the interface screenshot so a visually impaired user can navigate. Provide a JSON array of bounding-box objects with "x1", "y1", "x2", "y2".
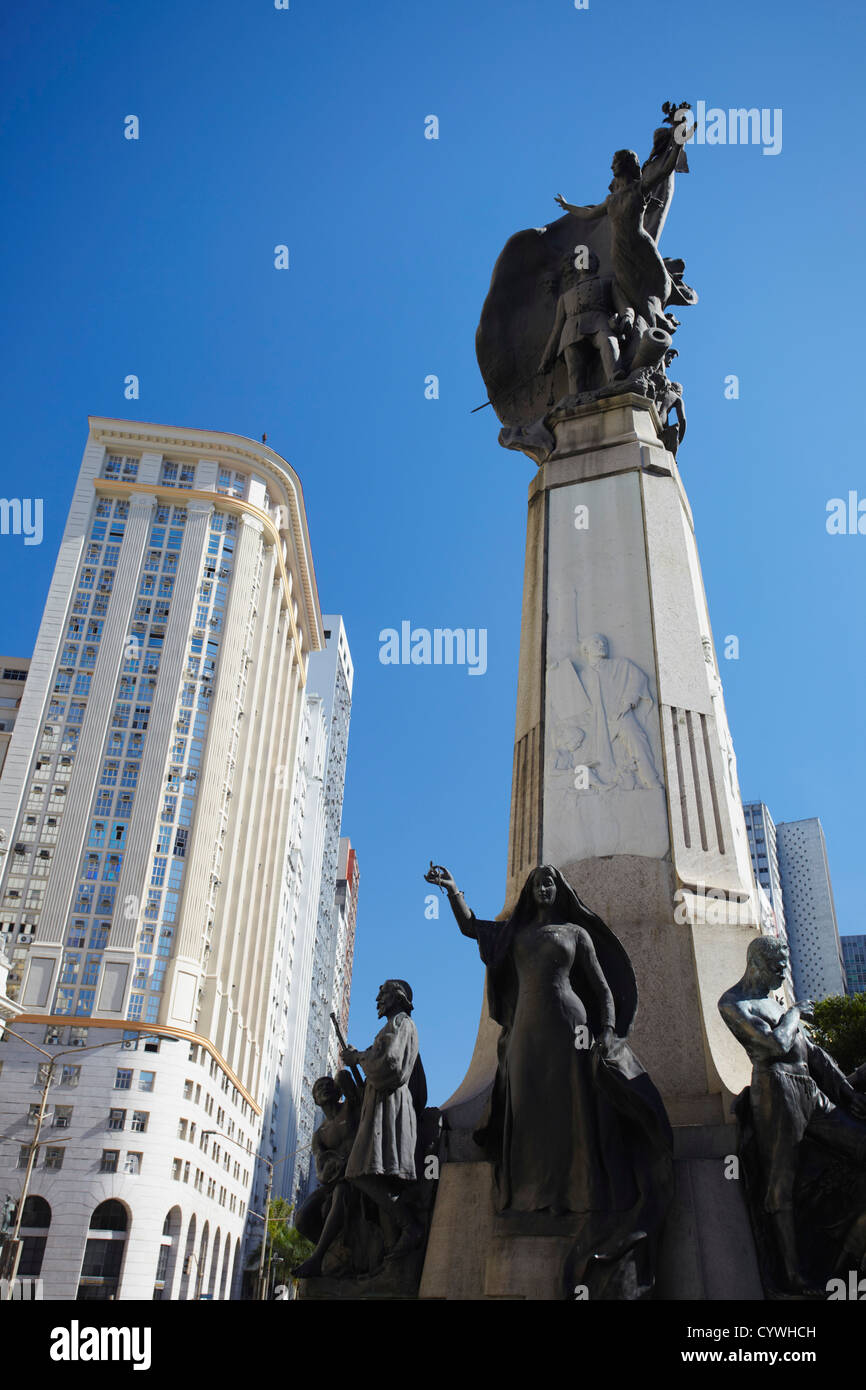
[
  {"x1": 77, "y1": 1201, "x2": 129, "y2": 1299},
  {"x1": 207, "y1": 1229, "x2": 221, "y2": 1299},
  {"x1": 90, "y1": 1200, "x2": 127, "y2": 1231},
  {"x1": 218, "y1": 1239, "x2": 232, "y2": 1300},
  {"x1": 197, "y1": 1222, "x2": 210, "y2": 1301},
  {"x1": 178, "y1": 1215, "x2": 197, "y2": 1301},
  {"x1": 18, "y1": 1196, "x2": 51, "y2": 1278},
  {"x1": 153, "y1": 1206, "x2": 182, "y2": 1301}
]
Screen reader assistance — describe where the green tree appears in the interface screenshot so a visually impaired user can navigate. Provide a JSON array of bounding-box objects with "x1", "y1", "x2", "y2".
[
  {"x1": 810, "y1": 993, "x2": 866, "y2": 1075},
  {"x1": 250, "y1": 1197, "x2": 314, "y2": 1295}
]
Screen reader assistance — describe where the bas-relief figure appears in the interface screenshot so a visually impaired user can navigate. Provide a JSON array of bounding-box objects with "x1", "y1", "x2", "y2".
[
  {"x1": 719, "y1": 937, "x2": 866, "y2": 1296},
  {"x1": 476, "y1": 102, "x2": 696, "y2": 464},
  {"x1": 426, "y1": 862, "x2": 674, "y2": 1299},
  {"x1": 293, "y1": 981, "x2": 439, "y2": 1289},
  {"x1": 547, "y1": 633, "x2": 661, "y2": 793},
  {"x1": 544, "y1": 625, "x2": 667, "y2": 862}
]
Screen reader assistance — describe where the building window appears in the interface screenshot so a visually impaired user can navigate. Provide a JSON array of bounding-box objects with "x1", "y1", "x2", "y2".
[
  {"x1": 107, "y1": 1109, "x2": 126, "y2": 1132},
  {"x1": 138, "y1": 1071, "x2": 155, "y2": 1092},
  {"x1": 53, "y1": 1106, "x2": 73, "y2": 1129},
  {"x1": 124, "y1": 1152, "x2": 142, "y2": 1175},
  {"x1": 75, "y1": 988, "x2": 96, "y2": 1015},
  {"x1": 100, "y1": 1150, "x2": 119, "y2": 1173},
  {"x1": 81, "y1": 956, "x2": 101, "y2": 987},
  {"x1": 155, "y1": 1243, "x2": 171, "y2": 1288},
  {"x1": 130, "y1": 1111, "x2": 148, "y2": 1133},
  {"x1": 54, "y1": 984, "x2": 75, "y2": 1017},
  {"x1": 114, "y1": 1068, "x2": 132, "y2": 1090},
  {"x1": 172, "y1": 1158, "x2": 182, "y2": 1181},
  {"x1": 43, "y1": 1148, "x2": 64, "y2": 1170},
  {"x1": 60, "y1": 1066, "x2": 80, "y2": 1087},
  {"x1": 17, "y1": 1146, "x2": 29, "y2": 1169}
]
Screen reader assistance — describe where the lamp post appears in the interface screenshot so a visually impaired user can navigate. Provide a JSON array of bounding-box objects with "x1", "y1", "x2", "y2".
[
  {"x1": 201, "y1": 1130, "x2": 305, "y2": 1299},
  {"x1": 0, "y1": 1025, "x2": 178, "y2": 1296}
]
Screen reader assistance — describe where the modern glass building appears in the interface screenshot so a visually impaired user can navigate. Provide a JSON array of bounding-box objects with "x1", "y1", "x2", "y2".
[{"x1": 841, "y1": 934, "x2": 866, "y2": 997}]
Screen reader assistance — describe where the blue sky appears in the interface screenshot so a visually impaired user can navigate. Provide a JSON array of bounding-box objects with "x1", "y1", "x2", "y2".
[{"x1": 1, "y1": 0, "x2": 864, "y2": 1102}]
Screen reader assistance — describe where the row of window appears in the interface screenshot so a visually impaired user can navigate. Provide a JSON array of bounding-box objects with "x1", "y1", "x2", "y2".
[
  {"x1": 170, "y1": 1160, "x2": 242, "y2": 1212},
  {"x1": 127, "y1": 513, "x2": 235, "y2": 1026},
  {"x1": 0, "y1": 506, "x2": 129, "y2": 947},
  {"x1": 114, "y1": 1067, "x2": 155, "y2": 1091},
  {"x1": 48, "y1": 504, "x2": 187, "y2": 1016}
]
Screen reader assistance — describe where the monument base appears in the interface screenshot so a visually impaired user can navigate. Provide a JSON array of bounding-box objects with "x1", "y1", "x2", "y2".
[
  {"x1": 296, "y1": 1245, "x2": 427, "y2": 1301},
  {"x1": 420, "y1": 1124, "x2": 763, "y2": 1301}
]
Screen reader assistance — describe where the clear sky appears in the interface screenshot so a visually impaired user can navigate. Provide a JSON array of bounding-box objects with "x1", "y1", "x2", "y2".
[{"x1": 1, "y1": 0, "x2": 864, "y2": 1103}]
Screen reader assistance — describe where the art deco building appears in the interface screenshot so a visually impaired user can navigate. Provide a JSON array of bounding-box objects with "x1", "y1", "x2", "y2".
[
  {"x1": 0, "y1": 418, "x2": 326, "y2": 1298},
  {"x1": 266, "y1": 622, "x2": 356, "y2": 1210},
  {"x1": 296, "y1": 623, "x2": 354, "y2": 1187}
]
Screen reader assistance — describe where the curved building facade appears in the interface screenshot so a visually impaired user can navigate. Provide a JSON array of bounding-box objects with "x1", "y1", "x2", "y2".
[{"x1": 0, "y1": 418, "x2": 324, "y2": 1298}]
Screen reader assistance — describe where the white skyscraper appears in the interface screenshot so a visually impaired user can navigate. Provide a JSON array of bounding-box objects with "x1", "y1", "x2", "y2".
[
  {"x1": 263, "y1": 692, "x2": 330, "y2": 1214},
  {"x1": 776, "y1": 818, "x2": 846, "y2": 1001},
  {"x1": 742, "y1": 801, "x2": 787, "y2": 941},
  {"x1": 0, "y1": 417, "x2": 328, "y2": 1299},
  {"x1": 290, "y1": 618, "x2": 354, "y2": 1203}
]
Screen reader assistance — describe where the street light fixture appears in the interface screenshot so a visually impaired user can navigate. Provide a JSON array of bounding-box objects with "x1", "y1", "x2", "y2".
[{"x1": 200, "y1": 1129, "x2": 308, "y2": 1300}]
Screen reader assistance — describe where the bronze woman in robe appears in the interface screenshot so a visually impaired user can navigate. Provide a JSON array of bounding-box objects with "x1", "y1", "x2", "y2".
[
  {"x1": 554, "y1": 139, "x2": 693, "y2": 332},
  {"x1": 428, "y1": 863, "x2": 673, "y2": 1295}
]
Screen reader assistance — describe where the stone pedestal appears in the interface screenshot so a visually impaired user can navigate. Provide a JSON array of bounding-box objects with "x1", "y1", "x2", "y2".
[
  {"x1": 419, "y1": 1131, "x2": 763, "y2": 1301},
  {"x1": 421, "y1": 397, "x2": 765, "y2": 1299}
]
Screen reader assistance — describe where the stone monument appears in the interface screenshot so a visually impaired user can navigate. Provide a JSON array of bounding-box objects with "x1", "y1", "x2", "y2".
[
  {"x1": 720, "y1": 937, "x2": 866, "y2": 1296},
  {"x1": 294, "y1": 980, "x2": 441, "y2": 1299},
  {"x1": 419, "y1": 103, "x2": 766, "y2": 1300}
]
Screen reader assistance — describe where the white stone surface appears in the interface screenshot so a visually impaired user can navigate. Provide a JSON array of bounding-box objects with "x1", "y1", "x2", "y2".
[{"x1": 544, "y1": 473, "x2": 668, "y2": 862}]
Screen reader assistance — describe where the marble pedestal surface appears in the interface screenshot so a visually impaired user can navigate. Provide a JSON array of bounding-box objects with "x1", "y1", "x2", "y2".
[{"x1": 422, "y1": 397, "x2": 765, "y2": 1299}]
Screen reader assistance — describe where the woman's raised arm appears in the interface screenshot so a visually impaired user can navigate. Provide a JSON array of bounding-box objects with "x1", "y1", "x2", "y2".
[
  {"x1": 424, "y1": 864, "x2": 478, "y2": 939},
  {"x1": 641, "y1": 125, "x2": 693, "y2": 192},
  {"x1": 554, "y1": 192, "x2": 608, "y2": 219}
]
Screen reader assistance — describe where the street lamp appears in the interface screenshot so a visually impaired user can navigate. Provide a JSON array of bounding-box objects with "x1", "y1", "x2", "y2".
[{"x1": 200, "y1": 1129, "x2": 307, "y2": 1300}]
